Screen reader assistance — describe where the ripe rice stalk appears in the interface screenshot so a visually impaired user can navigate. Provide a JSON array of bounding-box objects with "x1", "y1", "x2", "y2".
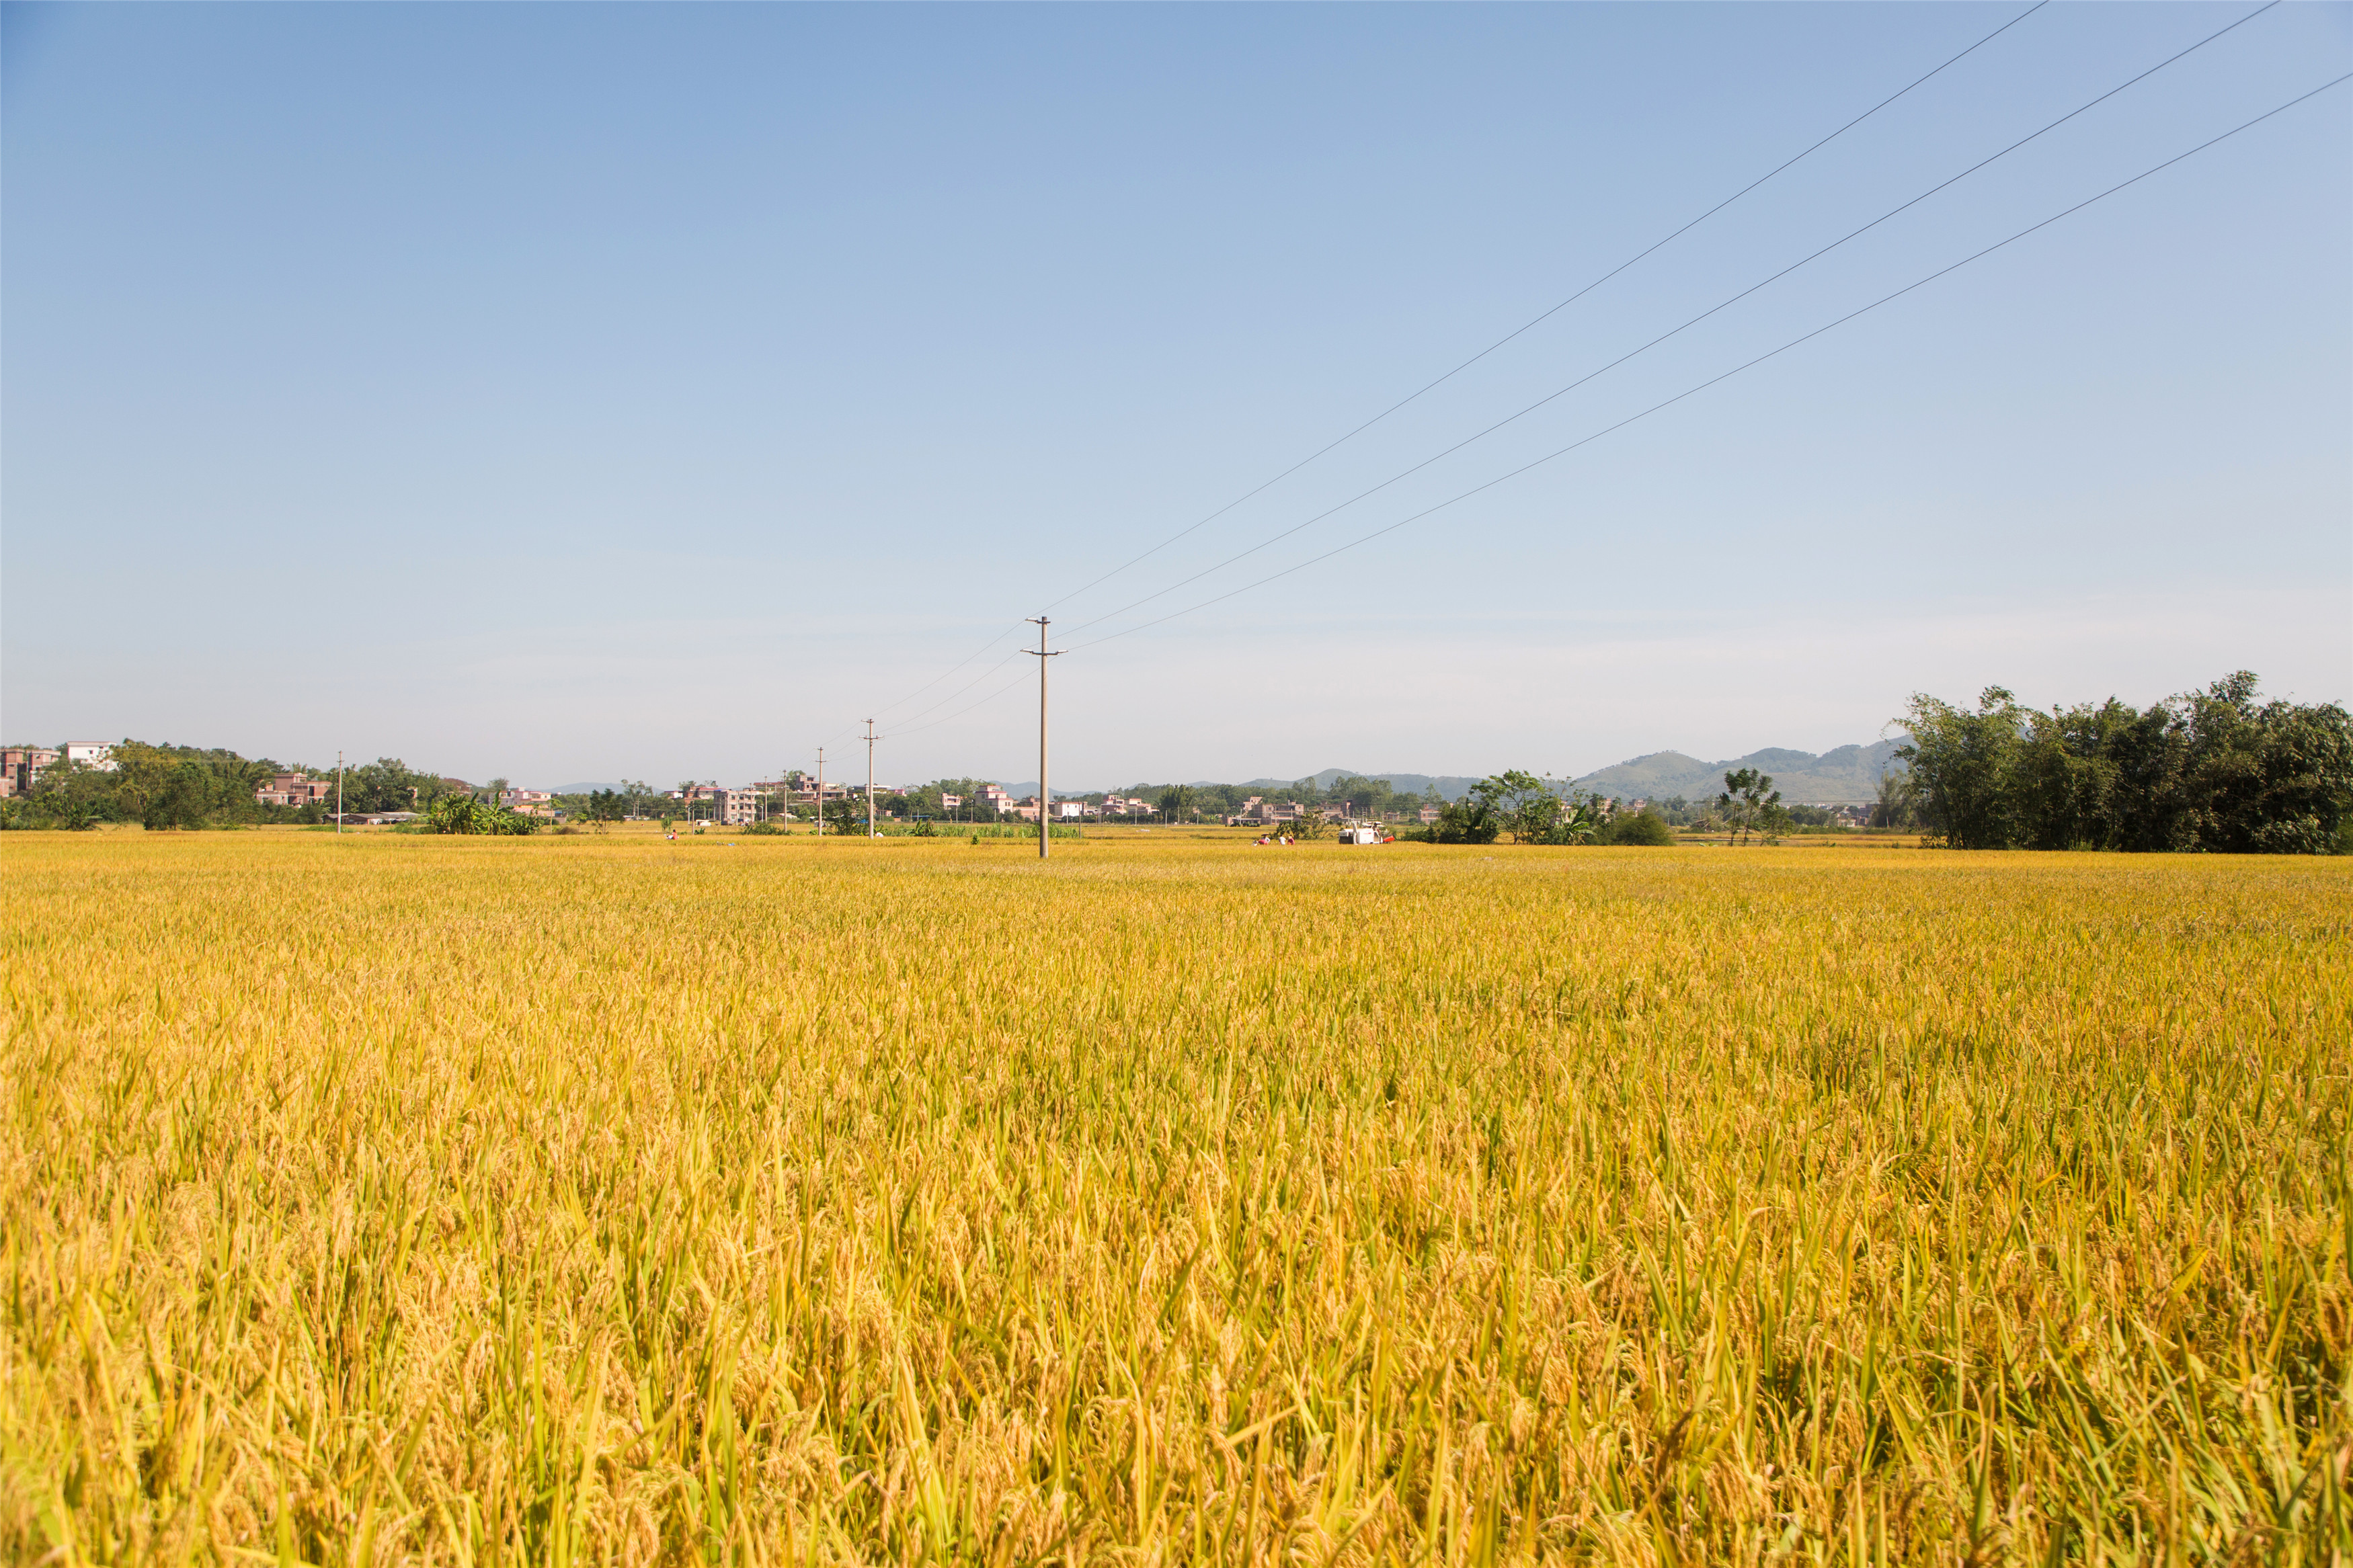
[{"x1": 0, "y1": 831, "x2": 2346, "y2": 1561}]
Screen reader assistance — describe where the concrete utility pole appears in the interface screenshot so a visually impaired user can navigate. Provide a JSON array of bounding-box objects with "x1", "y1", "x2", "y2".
[
  {"x1": 1025, "y1": 617, "x2": 1061, "y2": 860},
  {"x1": 864, "y1": 719, "x2": 877, "y2": 839},
  {"x1": 336, "y1": 751, "x2": 344, "y2": 833},
  {"x1": 815, "y1": 749, "x2": 826, "y2": 837}
]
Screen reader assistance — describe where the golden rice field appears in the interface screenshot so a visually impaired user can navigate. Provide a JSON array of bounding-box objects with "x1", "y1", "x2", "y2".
[{"x1": 2, "y1": 829, "x2": 2347, "y2": 1565}]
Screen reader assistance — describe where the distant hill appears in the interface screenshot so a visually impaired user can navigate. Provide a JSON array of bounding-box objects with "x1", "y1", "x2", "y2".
[
  {"x1": 993, "y1": 747, "x2": 1903, "y2": 805},
  {"x1": 1197, "y1": 749, "x2": 1905, "y2": 804},
  {"x1": 551, "y1": 782, "x2": 623, "y2": 794},
  {"x1": 1222, "y1": 770, "x2": 1484, "y2": 799},
  {"x1": 1572, "y1": 740, "x2": 1907, "y2": 804}
]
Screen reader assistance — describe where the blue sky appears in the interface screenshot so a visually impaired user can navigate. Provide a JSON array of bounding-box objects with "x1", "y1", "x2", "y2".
[{"x1": 5, "y1": 2, "x2": 2346, "y2": 788}]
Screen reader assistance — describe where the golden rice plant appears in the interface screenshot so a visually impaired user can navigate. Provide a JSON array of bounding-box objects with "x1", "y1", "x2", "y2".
[{"x1": 1, "y1": 831, "x2": 2346, "y2": 1563}]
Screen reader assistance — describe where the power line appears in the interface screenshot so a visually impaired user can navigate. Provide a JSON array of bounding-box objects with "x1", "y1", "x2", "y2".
[
  {"x1": 1061, "y1": 72, "x2": 2351, "y2": 655},
  {"x1": 848, "y1": 618, "x2": 1031, "y2": 736},
  {"x1": 838, "y1": 1, "x2": 2057, "y2": 751},
  {"x1": 1035, "y1": 1, "x2": 2051, "y2": 617},
  {"x1": 1057, "y1": 0, "x2": 2282, "y2": 638},
  {"x1": 875, "y1": 645, "x2": 1029, "y2": 736},
  {"x1": 882, "y1": 662, "x2": 1039, "y2": 739}
]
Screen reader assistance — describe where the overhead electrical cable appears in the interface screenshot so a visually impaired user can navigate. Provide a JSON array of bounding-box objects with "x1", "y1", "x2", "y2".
[
  {"x1": 1055, "y1": 0, "x2": 2280, "y2": 638},
  {"x1": 1058, "y1": 72, "x2": 2350, "y2": 655},
  {"x1": 875, "y1": 646, "x2": 1031, "y2": 736},
  {"x1": 1035, "y1": 1, "x2": 2051, "y2": 616},
  {"x1": 836, "y1": 4, "x2": 2049, "y2": 745},
  {"x1": 884, "y1": 665, "x2": 1039, "y2": 739},
  {"x1": 835, "y1": 617, "x2": 1031, "y2": 738},
  {"x1": 812, "y1": 615, "x2": 1030, "y2": 758}
]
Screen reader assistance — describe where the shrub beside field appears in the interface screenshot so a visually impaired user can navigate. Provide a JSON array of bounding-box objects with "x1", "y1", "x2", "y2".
[{"x1": 2, "y1": 835, "x2": 2346, "y2": 1562}]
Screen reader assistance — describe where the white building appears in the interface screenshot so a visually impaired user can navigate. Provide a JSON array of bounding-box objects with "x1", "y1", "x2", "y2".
[{"x1": 61, "y1": 743, "x2": 116, "y2": 772}]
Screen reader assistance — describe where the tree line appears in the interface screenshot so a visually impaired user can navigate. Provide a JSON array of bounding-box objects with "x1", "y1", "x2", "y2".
[
  {"x1": 1097, "y1": 776, "x2": 1448, "y2": 823},
  {"x1": 0, "y1": 745, "x2": 560, "y2": 835},
  {"x1": 0, "y1": 745, "x2": 459, "y2": 830},
  {"x1": 1410, "y1": 770, "x2": 1677, "y2": 845},
  {"x1": 1899, "y1": 671, "x2": 2350, "y2": 853},
  {"x1": 19, "y1": 673, "x2": 2342, "y2": 853}
]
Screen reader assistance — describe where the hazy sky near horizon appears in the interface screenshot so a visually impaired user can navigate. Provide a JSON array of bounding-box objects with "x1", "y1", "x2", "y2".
[{"x1": 5, "y1": 2, "x2": 2348, "y2": 788}]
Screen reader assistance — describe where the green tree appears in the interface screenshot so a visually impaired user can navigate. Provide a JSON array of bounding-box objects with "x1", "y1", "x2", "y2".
[
  {"x1": 1421, "y1": 791, "x2": 1501, "y2": 844},
  {"x1": 335, "y1": 757, "x2": 448, "y2": 814},
  {"x1": 1601, "y1": 809, "x2": 1675, "y2": 846},
  {"x1": 3, "y1": 777, "x2": 106, "y2": 829},
  {"x1": 1156, "y1": 784, "x2": 1197, "y2": 822},
  {"x1": 2162, "y1": 672, "x2": 2353, "y2": 854},
  {"x1": 106, "y1": 741, "x2": 270, "y2": 828},
  {"x1": 426, "y1": 794, "x2": 488, "y2": 833},
  {"x1": 1462, "y1": 771, "x2": 1583, "y2": 844},
  {"x1": 424, "y1": 794, "x2": 537, "y2": 835},
  {"x1": 110, "y1": 743, "x2": 185, "y2": 827},
  {"x1": 1898, "y1": 689, "x2": 2028, "y2": 849},
  {"x1": 1897, "y1": 672, "x2": 2351, "y2": 853},
  {"x1": 1869, "y1": 768, "x2": 1916, "y2": 830},
  {"x1": 1716, "y1": 768, "x2": 1783, "y2": 846},
  {"x1": 1552, "y1": 797, "x2": 1605, "y2": 845},
  {"x1": 2013, "y1": 700, "x2": 2134, "y2": 850},
  {"x1": 1495, "y1": 772, "x2": 1559, "y2": 843},
  {"x1": 1326, "y1": 775, "x2": 1396, "y2": 821}
]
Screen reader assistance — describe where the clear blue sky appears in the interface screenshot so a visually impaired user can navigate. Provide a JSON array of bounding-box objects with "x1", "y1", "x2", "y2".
[{"x1": 5, "y1": 2, "x2": 2346, "y2": 788}]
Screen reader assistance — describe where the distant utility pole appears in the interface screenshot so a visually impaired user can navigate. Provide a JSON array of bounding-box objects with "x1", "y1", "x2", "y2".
[
  {"x1": 815, "y1": 749, "x2": 826, "y2": 837},
  {"x1": 336, "y1": 751, "x2": 344, "y2": 834},
  {"x1": 1025, "y1": 617, "x2": 1061, "y2": 860},
  {"x1": 864, "y1": 719, "x2": 877, "y2": 839}
]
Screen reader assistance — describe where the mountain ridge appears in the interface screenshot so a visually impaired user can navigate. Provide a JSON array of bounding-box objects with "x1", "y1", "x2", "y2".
[
  {"x1": 1064, "y1": 743, "x2": 1907, "y2": 803},
  {"x1": 1569, "y1": 739, "x2": 1906, "y2": 804},
  {"x1": 551, "y1": 745, "x2": 1905, "y2": 804}
]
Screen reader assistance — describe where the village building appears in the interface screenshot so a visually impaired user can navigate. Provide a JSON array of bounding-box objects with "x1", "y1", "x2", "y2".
[
  {"x1": 1, "y1": 747, "x2": 61, "y2": 798},
  {"x1": 255, "y1": 773, "x2": 335, "y2": 809}
]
